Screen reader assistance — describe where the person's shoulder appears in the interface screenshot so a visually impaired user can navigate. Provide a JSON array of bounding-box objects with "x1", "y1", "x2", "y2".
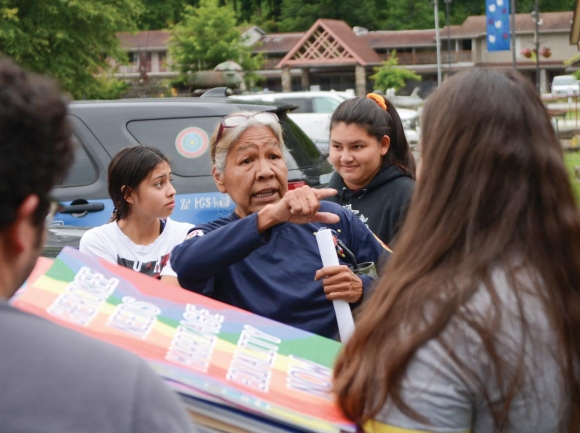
[
  {"x1": 82, "y1": 221, "x2": 119, "y2": 239},
  {"x1": 0, "y1": 302, "x2": 194, "y2": 432},
  {"x1": 395, "y1": 175, "x2": 416, "y2": 189},
  {"x1": 2, "y1": 302, "x2": 140, "y2": 366},
  {"x1": 165, "y1": 218, "x2": 195, "y2": 234},
  {"x1": 165, "y1": 218, "x2": 194, "y2": 229},
  {"x1": 205, "y1": 212, "x2": 239, "y2": 228},
  {"x1": 381, "y1": 172, "x2": 415, "y2": 190},
  {"x1": 79, "y1": 223, "x2": 119, "y2": 251},
  {"x1": 320, "y1": 201, "x2": 366, "y2": 224},
  {"x1": 320, "y1": 200, "x2": 347, "y2": 213}
]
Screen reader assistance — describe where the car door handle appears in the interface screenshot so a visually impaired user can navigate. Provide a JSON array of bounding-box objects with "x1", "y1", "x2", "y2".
[{"x1": 60, "y1": 203, "x2": 105, "y2": 213}]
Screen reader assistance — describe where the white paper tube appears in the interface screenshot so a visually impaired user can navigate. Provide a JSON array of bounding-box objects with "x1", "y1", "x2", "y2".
[{"x1": 315, "y1": 228, "x2": 355, "y2": 343}]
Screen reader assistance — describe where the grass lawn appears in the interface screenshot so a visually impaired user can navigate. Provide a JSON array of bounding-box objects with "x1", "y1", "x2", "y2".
[{"x1": 563, "y1": 151, "x2": 580, "y2": 204}]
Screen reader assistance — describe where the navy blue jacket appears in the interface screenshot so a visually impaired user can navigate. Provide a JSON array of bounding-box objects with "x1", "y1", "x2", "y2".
[{"x1": 171, "y1": 201, "x2": 389, "y2": 339}]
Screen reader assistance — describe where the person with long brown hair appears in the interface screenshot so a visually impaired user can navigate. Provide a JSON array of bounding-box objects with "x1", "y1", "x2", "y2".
[{"x1": 333, "y1": 68, "x2": 580, "y2": 432}]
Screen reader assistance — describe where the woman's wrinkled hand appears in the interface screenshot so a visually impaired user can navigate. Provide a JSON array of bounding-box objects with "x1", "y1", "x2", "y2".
[
  {"x1": 258, "y1": 186, "x2": 339, "y2": 230},
  {"x1": 314, "y1": 265, "x2": 363, "y2": 303}
]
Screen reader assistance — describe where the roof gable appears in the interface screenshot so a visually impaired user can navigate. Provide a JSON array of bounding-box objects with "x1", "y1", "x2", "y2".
[{"x1": 277, "y1": 19, "x2": 380, "y2": 68}]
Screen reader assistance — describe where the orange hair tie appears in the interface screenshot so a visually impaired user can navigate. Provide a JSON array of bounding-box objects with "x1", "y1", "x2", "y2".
[{"x1": 366, "y1": 93, "x2": 387, "y2": 110}]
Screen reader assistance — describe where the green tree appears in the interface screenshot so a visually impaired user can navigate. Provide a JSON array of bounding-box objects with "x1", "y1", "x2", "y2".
[
  {"x1": 370, "y1": 51, "x2": 421, "y2": 92},
  {"x1": 0, "y1": 0, "x2": 142, "y2": 99},
  {"x1": 137, "y1": 0, "x2": 199, "y2": 30},
  {"x1": 169, "y1": 0, "x2": 262, "y2": 74},
  {"x1": 278, "y1": 0, "x2": 388, "y2": 31},
  {"x1": 381, "y1": 0, "x2": 438, "y2": 30}
]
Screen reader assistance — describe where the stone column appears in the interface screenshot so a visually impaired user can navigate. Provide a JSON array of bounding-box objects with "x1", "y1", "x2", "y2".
[
  {"x1": 151, "y1": 52, "x2": 159, "y2": 73},
  {"x1": 281, "y1": 67, "x2": 291, "y2": 92},
  {"x1": 471, "y1": 38, "x2": 478, "y2": 63},
  {"x1": 540, "y1": 69, "x2": 548, "y2": 94},
  {"x1": 300, "y1": 68, "x2": 310, "y2": 91},
  {"x1": 355, "y1": 65, "x2": 366, "y2": 97}
]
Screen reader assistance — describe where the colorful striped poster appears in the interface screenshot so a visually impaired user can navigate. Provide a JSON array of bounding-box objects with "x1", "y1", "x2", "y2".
[{"x1": 13, "y1": 247, "x2": 354, "y2": 433}]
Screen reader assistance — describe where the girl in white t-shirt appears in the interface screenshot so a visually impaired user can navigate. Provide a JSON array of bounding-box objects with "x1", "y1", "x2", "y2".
[{"x1": 80, "y1": 146, "x2": 193, "y2": 279}]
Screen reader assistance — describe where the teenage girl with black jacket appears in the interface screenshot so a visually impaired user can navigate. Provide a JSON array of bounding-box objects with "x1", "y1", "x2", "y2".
[{"x1": 326, "y1": 93, "x2": 416, "y2": 245}]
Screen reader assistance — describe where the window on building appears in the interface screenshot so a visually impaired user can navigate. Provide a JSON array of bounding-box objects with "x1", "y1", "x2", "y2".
[
  {"x1": 461, "y1": 39, "x2": 472, "y2": 50},
  {"x1": 159, "y1": 51, "x2": 167, "y2": 71}
]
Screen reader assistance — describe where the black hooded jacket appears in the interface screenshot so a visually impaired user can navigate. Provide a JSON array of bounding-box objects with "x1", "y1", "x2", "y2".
[{"x1": 326, "y1": 164, "x2": 415, "y2": 246}]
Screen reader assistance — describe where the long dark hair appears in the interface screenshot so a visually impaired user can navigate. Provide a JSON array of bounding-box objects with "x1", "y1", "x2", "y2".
[
  {"x1": 330, "y1": 95, "x2": 416, "y2": 179},
  {"x1": 334, "y1": 69, "x2": 580, "y2": 430},
  {"x1": 108, "y1": 146, "x2": 169, "y2": 222}
]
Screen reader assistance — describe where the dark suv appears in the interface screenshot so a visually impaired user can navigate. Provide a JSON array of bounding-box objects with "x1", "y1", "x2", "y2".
[{"x1": 45, "y1": 89, "x2": 333, "y2": 255}]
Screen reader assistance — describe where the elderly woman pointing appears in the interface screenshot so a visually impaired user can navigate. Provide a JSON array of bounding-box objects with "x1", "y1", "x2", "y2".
[{"x1": 170, "y1": 111, "x2": 387, "y2": 339}]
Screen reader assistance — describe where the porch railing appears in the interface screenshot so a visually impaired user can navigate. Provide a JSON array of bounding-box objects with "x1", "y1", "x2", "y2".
[{"x1": 378, "y1": 50, "x2": 472, "y2": 65}]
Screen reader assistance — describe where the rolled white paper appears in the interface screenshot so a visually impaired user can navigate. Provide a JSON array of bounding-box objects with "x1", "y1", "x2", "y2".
[{"x1": 315, "y1": 228, "x2": 355, "y2": 343}]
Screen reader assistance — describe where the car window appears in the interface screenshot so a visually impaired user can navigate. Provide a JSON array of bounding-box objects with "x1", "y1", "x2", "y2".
[
  {"x1": 56, "y1": 136, "x2": 98, "y2": 187},
  {"x1": 312, "y1": 97, "x2": 340, "y2": 113},
  {"x1": 274, "y1": 98, "x2": 309, "y2": 113},
  {"x1": 280, "y1": 114, "x2": 323, "y2": 168},
  {"x1": 127, "y1": 117, "x2": 221, "y2": 177},
  {"x1": 554, "y1": 76, "x2": 575, "y2": 85}
]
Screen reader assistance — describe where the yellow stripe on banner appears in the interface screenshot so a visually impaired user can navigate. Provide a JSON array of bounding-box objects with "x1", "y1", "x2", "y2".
[
  {"x1": 364, "y1": 419, "x2": 469, "y2": 433},
  {"x1": 33, "y1": 274, "x2": 69, "y2": 294},
  {"x1": 372, "y1": 233, "x2": 392, "y2": 253}
]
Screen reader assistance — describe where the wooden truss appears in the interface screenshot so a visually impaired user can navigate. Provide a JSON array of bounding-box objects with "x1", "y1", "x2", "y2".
[{"x1": 291, "y1": 27, "x2": 355, "y2": 62}]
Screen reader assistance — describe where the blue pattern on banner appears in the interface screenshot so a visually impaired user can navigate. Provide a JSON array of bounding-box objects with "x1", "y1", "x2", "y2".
[{"x1": 486, "y1": 0, "x2": 510, "y2": 52}]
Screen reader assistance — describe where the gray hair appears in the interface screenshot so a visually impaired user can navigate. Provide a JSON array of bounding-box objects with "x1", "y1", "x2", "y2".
[{"x1": 210, "y1": 111, "x2": 287, "y2": 174}]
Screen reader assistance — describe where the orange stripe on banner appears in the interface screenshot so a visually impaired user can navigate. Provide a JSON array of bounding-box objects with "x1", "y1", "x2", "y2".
[{"x1": 364, "y1": 419, "x2": 469, "y2": 433}]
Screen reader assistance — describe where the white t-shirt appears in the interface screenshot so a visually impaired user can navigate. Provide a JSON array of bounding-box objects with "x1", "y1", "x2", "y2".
[{"x1": 79, "y1": 218, "x2": 194, "y2": 279}]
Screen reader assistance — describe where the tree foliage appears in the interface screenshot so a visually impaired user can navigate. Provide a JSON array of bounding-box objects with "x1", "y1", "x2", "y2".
[
  {"x1": 278, "y1": 0, "x2": 389, "y2": 31},
  {"x1": 0, "y1": 0, "x2": 143, "y2": 99},
  {"x1": 169, "y1": 0, "x2": 262, "y2": 74},
  {"x1": 137, "y1": 0, "x2": 199, "y2": 30},
  {"x1": 370, "y1": 51, "x2": 421, "y2": 92}
]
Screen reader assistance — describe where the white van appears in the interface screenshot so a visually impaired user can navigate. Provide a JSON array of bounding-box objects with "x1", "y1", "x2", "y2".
[
  {"x1": 230, "y1": 91, "x2": 420, "y2": 153},
  {"x1": 551, "y1": 75, "x2": 579, "y2": 98}
]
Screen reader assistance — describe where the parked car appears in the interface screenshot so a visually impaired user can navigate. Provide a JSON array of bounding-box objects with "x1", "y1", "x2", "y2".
[
  {"x1": 551, "y1": 75, "x2": 579, "y2": 98},
  {"x1": 230, "y1": 90, "x2": 421, "y2": 153},
  {"x1": 44, "y1": 88, "x2": 333, "y2": 256}
]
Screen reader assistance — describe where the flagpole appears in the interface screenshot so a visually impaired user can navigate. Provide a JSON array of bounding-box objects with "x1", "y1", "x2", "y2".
[
  {"x1": 434, "y1": 0, "x2": 442, "y2": 85},
  {"x1": 533, "y1": 0, "x2": 540, "y2": 93},
  {"x1": 445, "y1": 0, "x2": 452, "y2": 72},
  {"x1": 510, "y1": 0, "x2": 516, "y2": 69}
]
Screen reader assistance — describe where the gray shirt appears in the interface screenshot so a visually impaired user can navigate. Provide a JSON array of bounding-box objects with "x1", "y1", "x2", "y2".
[
  {"x1": 373, "y1": 267, "x2": 565, "y2": 432},
  {"x1": 0, "y1": 300, "x2": 194, "y2": 433}
]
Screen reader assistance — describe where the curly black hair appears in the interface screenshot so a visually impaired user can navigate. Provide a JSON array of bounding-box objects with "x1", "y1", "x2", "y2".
[{"x1": 0, "y1": 57, "x2": 74, "y2": 231}]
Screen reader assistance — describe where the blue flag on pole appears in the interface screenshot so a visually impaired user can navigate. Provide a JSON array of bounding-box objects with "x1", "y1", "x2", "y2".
[{"x1": 486, "y1": 0, "x2": 511, "y2": 51}]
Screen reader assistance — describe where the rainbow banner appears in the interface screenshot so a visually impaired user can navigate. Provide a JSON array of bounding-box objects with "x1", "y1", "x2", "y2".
[{"x1": 13, "y1": 247, "x2": 354, "y2": 433}]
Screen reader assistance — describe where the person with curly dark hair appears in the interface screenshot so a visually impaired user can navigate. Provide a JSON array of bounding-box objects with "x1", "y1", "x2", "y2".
[{"x1": 0, "y1": 57, "x2": 194, "y2": 432}]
